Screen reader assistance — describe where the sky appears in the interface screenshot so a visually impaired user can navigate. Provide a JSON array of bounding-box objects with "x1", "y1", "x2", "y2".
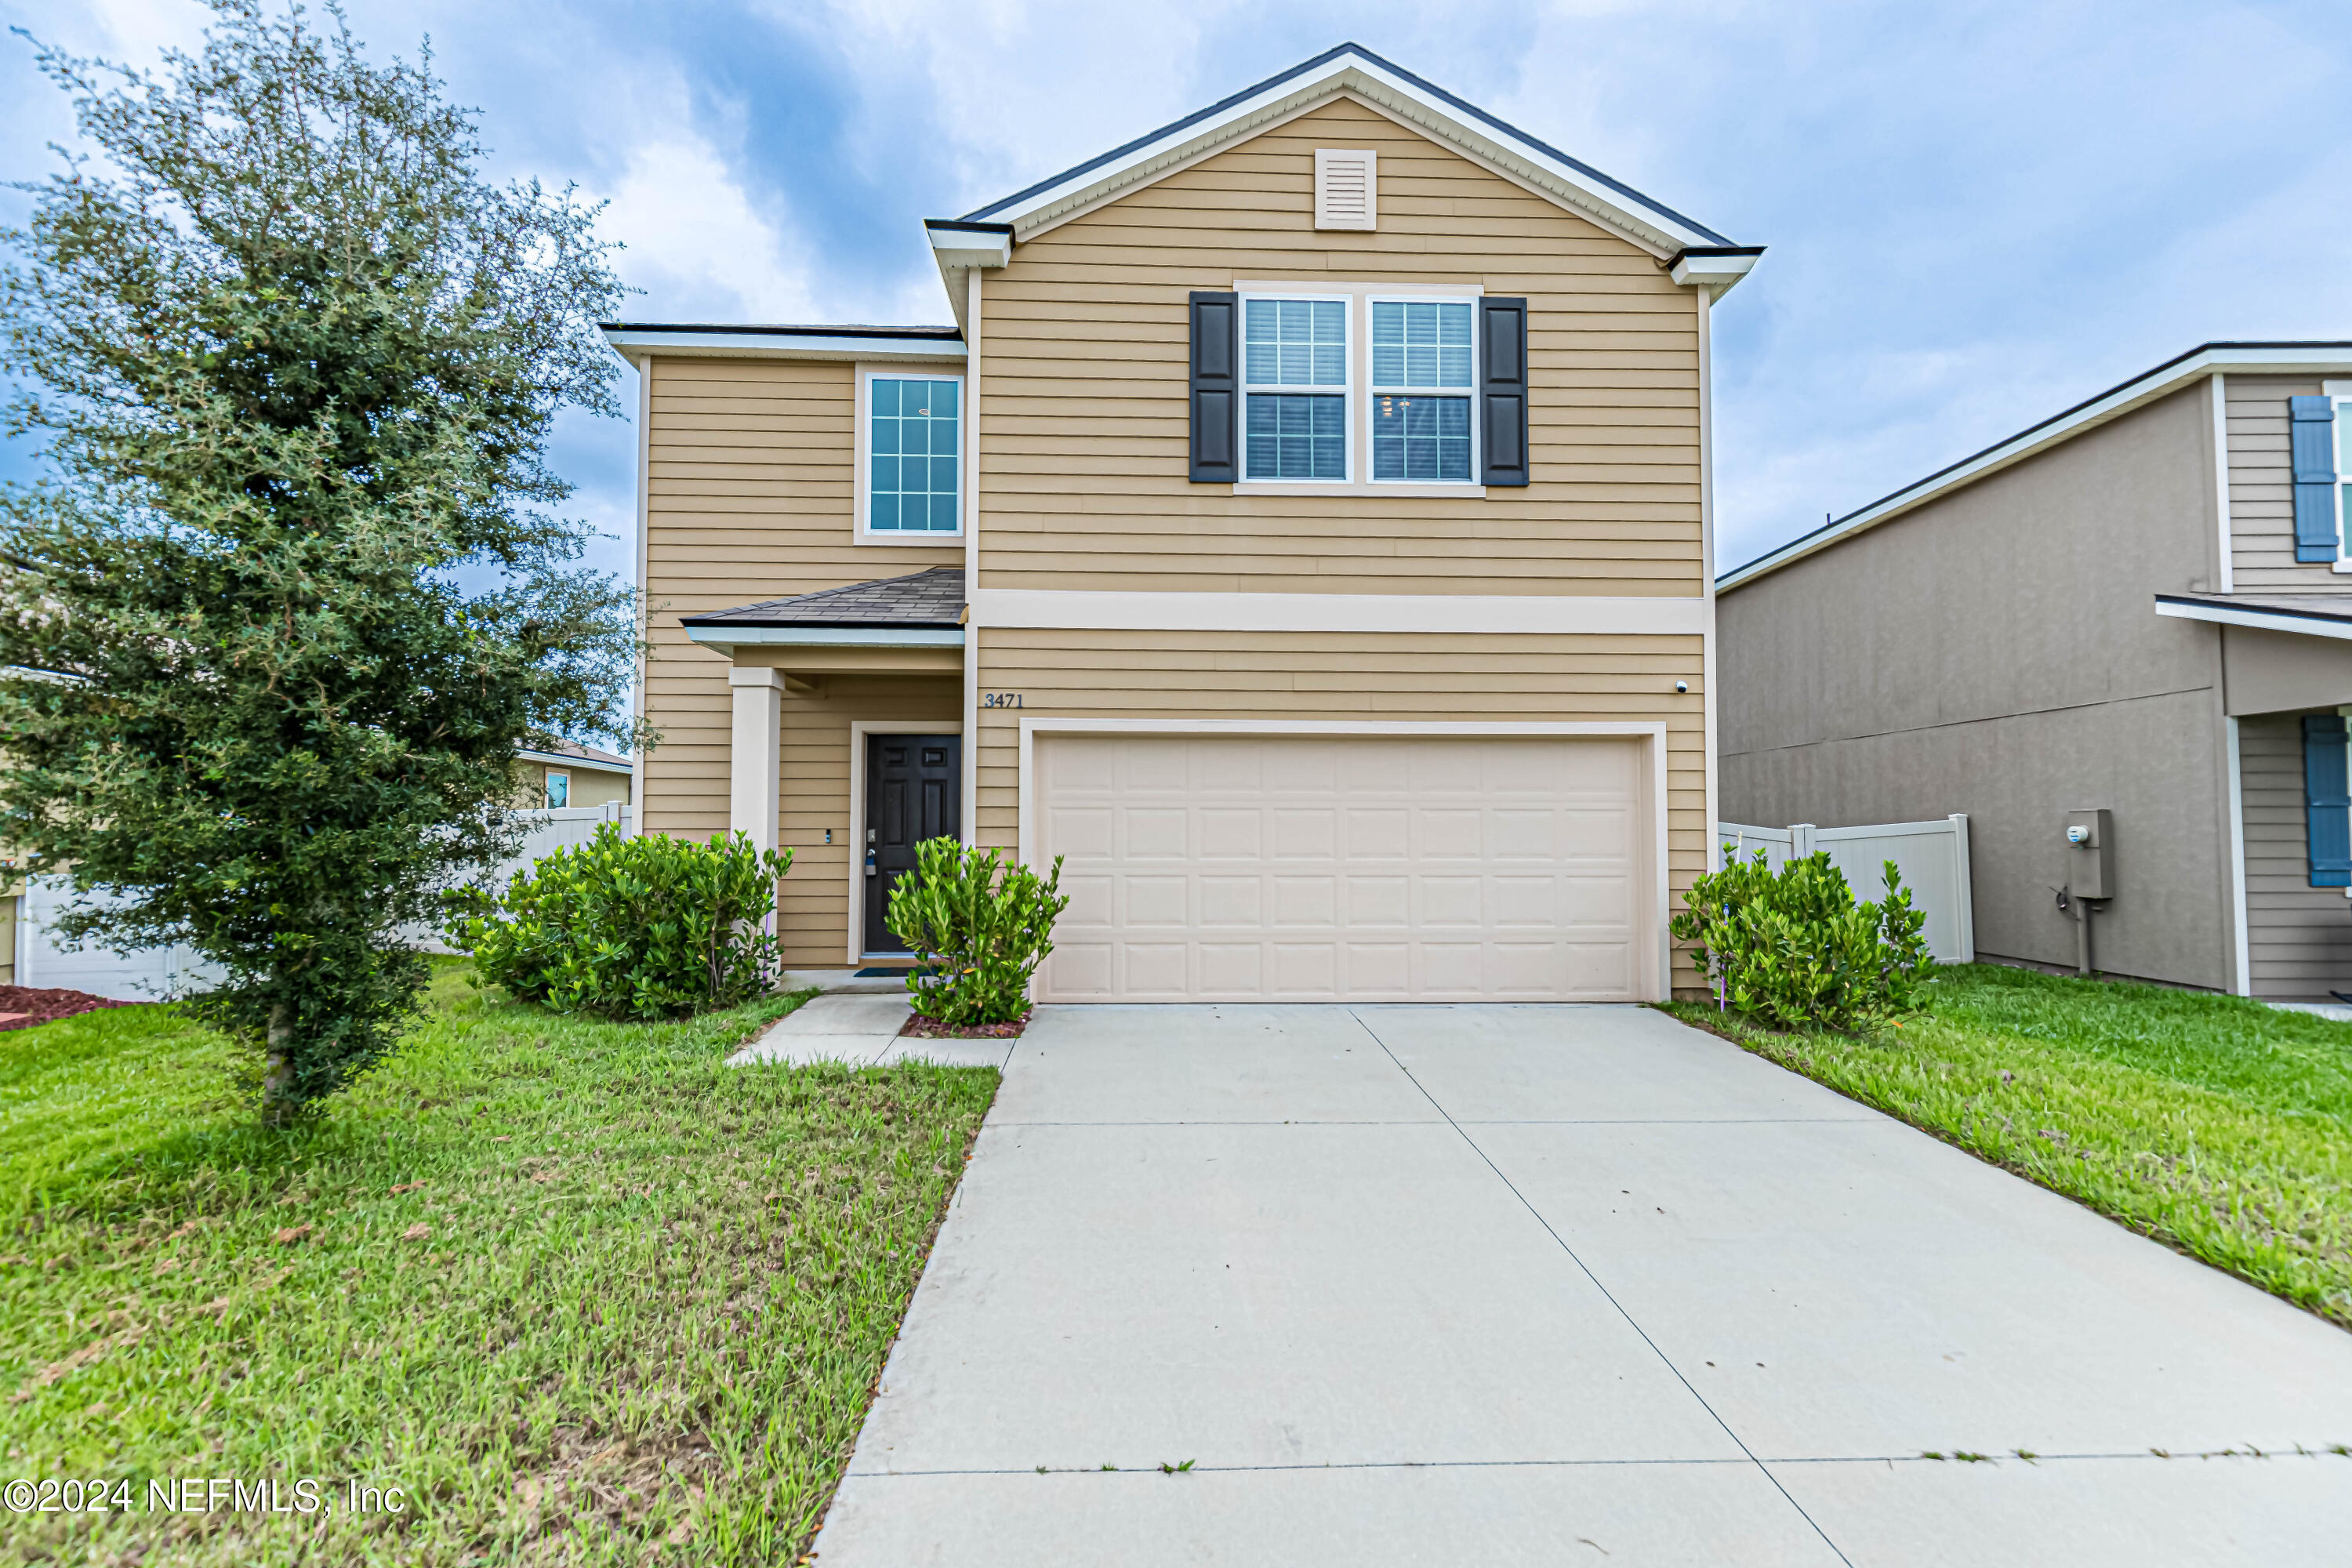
[{"x1": 6, "y1": 0, "x2": 2352, "y2": 599}]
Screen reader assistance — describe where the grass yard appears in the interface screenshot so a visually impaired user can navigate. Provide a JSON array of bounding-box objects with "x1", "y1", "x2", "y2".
[
  {"x1": 0, "y1": 961, "x2": 997, "y2": 1566},
  {"x1": 1668, "y1": 963, "x2": 2352, "y2": 1330}
]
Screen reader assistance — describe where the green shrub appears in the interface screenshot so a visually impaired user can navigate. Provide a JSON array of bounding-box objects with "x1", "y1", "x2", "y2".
[
  {"x1": 445, "y1": 825, "x2": 794, "y2": 1018},
  {"x1": 1671, "y1": 849, "x2": 1932, "y2": 1032},
  {"x1": 885, "y1": 839, "x2": 1069, "y2": 1028}
]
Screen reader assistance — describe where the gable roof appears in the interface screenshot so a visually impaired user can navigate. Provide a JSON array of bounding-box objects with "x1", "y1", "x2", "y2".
[
  {"x1": 1719, "y1": 341, "x2": 2352, "y2": 594},
  {"x1": 956, "y1": 42, "x2": 1743, "y2": 262}
]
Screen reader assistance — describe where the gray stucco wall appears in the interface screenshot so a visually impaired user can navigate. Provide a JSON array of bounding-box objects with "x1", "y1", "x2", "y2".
[{"x1": 1719, "y1": 379, "x2": 2234, "y2": 988}]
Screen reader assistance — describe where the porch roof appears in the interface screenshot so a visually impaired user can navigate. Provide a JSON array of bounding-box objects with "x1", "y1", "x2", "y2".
[
  {"x1": 2155, "y1": 591, "x2": 2352, "y2": 643},
  {"x1": 681, "y1": 567, "x2": 967, "y2": 652}
]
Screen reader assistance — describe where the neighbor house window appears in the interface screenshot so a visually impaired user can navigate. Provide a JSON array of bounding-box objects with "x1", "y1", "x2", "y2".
[
  {"x1": 1243, "y1": 296, "x2": 1349, "y2": 481},
  {"x1": 1369, "y1": 298, "x2": 1475, "y2": 483},
  {"x1": 544, "y1": 771, "x2": 569, "y2": 808},
  {"x1": 866, "y1": 373, "x2": 962, "y2": 534},
  {"x1": 2338, "y1": 393, "x2": 2352, "y2": 564}
]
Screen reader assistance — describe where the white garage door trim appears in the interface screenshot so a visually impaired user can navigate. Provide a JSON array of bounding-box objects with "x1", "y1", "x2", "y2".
[{"x1": 1016, "y1": 718, "x2": 1671, "y2": 1001}]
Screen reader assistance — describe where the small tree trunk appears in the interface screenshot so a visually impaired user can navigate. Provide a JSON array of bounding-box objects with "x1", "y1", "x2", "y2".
[{"x1": 263, "y1": 1001, "x2": 295, "y2": 1124}]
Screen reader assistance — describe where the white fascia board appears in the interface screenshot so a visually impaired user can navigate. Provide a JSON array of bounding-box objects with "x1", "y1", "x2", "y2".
[
  {"x1": 965, "y1": 53, "x2": 1725, "y2": 257},
  {"x1": 927, "y1": 227, "x2": 1011, "y2": 269},
  {"x1": 514, "y1": 747, "x2": 632, "y2": 775},
  {"x1": 1720, "y1": 345, "x2": 2352, "y2": 593},
  {"x1": 2154, "y1": 597, "x2": 2352, "y2": 642},
  {"x1": 971, "y1": 589, "x2": 1708, "y2": 637},
  {"x1": 1670, "y1": 251, "x2": 1761, "y2": 290},
  {"x1": 601, "y1": 328, "x2": 964, "y2": 365},
  {"x1": 683, "y1": 626, "x2": 966, "y2": 649}
]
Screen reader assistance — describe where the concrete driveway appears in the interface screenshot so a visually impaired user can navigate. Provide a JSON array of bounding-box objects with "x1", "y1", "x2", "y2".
[{"x1": 808, "y1": 1004, "x2": 2352, "y2": 1565}]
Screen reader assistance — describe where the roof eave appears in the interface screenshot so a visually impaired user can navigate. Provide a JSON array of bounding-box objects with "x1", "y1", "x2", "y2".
[
  {"x1": 1668, "y1": 246, "x2": 1766, "y2": 296},
  {"x1": 599, "y1": 325, "x2": 965, "y2": 367},
  {"x1": 514, "y1": 747, "x2": 633, "y2": 775},
  {"x1": 681, "y1": 626, "x2": 967, "y2": 649},
  {"x1": 922, "y1": 220, "x2": 1015, "y2": 332},
  {"x1": 2154, "y1": 595, "x2": 2352, "y2": 643},
  {"x1": 1720, "y1": 343, "x2": 2352, "y2": 593}
]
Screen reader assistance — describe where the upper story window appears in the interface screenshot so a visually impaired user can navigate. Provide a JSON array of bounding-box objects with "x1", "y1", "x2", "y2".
[
  {"x1": 1243, "y1": 297, "x2": 1348, "y2": 481},
  {"x1": 1369, "y1": 299, "x2": 1475, "y2": 483},
  {"x1": 2336, "y1": 392, "x2": 2352, "y2": 566},
  {"x1": 866, "y1": 372, "x2": 962, "y2": 537}
]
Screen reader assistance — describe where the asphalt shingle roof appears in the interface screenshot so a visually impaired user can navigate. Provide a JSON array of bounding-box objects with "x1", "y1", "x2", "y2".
[{"x1": 680, "y1": 567, "x2": 966, "y2": 629}]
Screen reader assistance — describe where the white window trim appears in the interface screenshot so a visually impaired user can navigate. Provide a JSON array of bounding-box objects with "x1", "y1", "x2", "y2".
[
  {"x1": 2326, "y1": 380, "x2": 2352, "y2": 574},
  {"x1": 1232, "y1": 281, "x2": 1490, "y2": 499},
  {"x1": 855, "y1": 362, "x2": 967, "y2": 546},
  {"x1": 1365, "y1": 292, "x2": 1482, "y2": 490},
  {"x1": 543, "y1": 770, "x2": 570, "y2": 808},
  {"x1": 1236, "y1": 292, "x2": 1355, "y2": 487}
]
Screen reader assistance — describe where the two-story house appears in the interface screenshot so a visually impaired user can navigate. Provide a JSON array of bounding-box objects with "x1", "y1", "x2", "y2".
[
  {"x1": 602, "y1": 44, "x2": 1760, "y2": 1003},
  {"x1": 1719, "y1": 343, "x2": 2352, "y2": 1001}
]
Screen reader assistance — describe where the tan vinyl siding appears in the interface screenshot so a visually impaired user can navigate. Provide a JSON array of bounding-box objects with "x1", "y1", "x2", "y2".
[
  {"x1": 975, "y1": 95, "x2": 1701, "y2": 597},
  {"x1": 644, "y1": 666, "x2": 960, "y2": 966},
  {"x1": 2238, "y1": 711, "x2": 2352, "y2": 999},
  {"x1": 2227, "y1": 374, "x2": 2332, "y2": 590},
  {"x1": 638, "y1": 354, "x2": 964, "y2": 902},
  {"x1": 971, "y1": 626, "x2": 1708, "y2": 989}
]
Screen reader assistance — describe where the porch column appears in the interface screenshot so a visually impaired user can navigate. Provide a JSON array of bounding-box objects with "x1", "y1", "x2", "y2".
[{"x1": 727, "y1": 666, "x2": 786, "y2": 853}]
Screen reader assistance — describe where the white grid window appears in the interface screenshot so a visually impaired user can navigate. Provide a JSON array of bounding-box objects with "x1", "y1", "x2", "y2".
[
  {"x1": 1369, "y1": 298, "x2": 1476, "y2": 484},
  {"x1": 1243, "y1": 296, "x2": 1349, "y2": 481}
]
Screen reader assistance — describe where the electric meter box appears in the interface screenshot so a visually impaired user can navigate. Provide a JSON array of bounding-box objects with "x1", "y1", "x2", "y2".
[{"x1": 2064, "y1": 808, "x2": 2114, "y2": 901}]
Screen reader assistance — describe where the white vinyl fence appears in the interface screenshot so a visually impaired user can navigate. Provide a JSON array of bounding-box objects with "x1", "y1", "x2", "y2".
[
  {"x1": 12, "y1": 877, "x2": 224, "y2": 1000},
  {"x1": 1715, "y1": 814, "x2": 1976, "y2": 964},
  {"x1": 13, "y1": 804, "x2": 633, "y2": 997}
]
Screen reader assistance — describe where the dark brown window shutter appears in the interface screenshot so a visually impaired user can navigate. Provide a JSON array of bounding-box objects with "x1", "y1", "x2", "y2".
[
  {"x1": 1189, "y1": 291, "x2": 1239, "y2": 482},
  {"x1": 1479, "y1": 296, "x2": 1530, "y2": 487}
]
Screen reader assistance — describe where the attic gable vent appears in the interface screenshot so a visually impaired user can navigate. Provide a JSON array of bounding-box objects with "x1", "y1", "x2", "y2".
[{"x1": 1314, "y1": 148, "x2": 1377, "y2": 230}]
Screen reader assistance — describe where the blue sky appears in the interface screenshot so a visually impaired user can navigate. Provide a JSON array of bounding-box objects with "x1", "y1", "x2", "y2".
[{"x1": 7, "y1": 0, "x2": 2352, "y2": 591}]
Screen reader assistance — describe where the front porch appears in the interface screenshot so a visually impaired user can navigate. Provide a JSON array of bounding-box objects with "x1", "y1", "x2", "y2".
[
  {"x1": 683, "y1": 568, "x2": 966, "y2": 967},
  {"x1": 2166, "y1": 593, "x2": 2352, "y2": 998}
]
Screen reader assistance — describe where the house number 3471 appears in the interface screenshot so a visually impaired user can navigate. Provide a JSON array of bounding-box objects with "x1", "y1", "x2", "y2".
[{"x1": 982, "y1": 691, "x2": 1025, "y2": 709}]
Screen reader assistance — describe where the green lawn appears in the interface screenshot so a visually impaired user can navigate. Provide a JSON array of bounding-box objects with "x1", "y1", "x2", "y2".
[
  {"x1": 1667, "y1": 963, "x2": 2352, "y2": 1330},
  {"x1": 1, "y1": 962, "x2": 998, "y2": 1566}
]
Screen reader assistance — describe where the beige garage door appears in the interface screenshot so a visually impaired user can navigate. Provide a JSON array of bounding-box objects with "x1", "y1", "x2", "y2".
[{"x1": 1035, "y1": 733, "x2": 1649, "y2": 1003}]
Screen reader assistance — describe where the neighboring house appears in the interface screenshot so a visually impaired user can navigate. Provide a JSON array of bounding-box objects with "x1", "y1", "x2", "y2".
[
  {"x1": 602, "y1": 43, "x2": 1761, "y2": 1002},
  {"x1": 516, "y1": 739, "x2": 633, "y2": 811},
  {"x1": 1718, "y1": 343, "x2": 2352, "y2": 1000},
  {"x1": 1, "y1": 854, "x2": 18, "y2": 987}
]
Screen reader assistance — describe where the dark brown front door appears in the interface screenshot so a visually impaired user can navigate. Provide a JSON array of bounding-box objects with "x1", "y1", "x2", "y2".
[{"x1": 865, "y1": 733, "x2": 960, "y2": 954}]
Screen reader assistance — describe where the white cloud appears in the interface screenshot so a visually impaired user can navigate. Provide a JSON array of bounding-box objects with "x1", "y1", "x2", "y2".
[{"x1": 598, "y1": 133, "x2": 828, "y2": 325}]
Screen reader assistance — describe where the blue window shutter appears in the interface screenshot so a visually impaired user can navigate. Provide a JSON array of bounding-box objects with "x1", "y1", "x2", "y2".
[
  {"x1": 2290, "y1": 395, "x2": 2339, "y2": 562},
  {"x1": 2303, "y1": 713, "x2": 2352, "y2": 886}
]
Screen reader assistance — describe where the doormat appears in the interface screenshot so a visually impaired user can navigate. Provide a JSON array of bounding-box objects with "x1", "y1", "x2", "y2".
[{"x1": 855, "y1": 967, "x2": 914, "y2": 978}]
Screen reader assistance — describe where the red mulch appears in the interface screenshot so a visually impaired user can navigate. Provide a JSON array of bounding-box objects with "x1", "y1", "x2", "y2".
[
  {"x1": 899, "y1": 1010, "x2": 1030, "y2": 1040},
  {"x1": 0, "y1": 985, "x2": 144, "y2": 1033}
]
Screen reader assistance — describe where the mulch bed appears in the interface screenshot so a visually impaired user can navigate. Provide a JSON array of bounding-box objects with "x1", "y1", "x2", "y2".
[
  {"x1": 0, "y1": 985, "x2": 144, "y2": 1033},
  {"x1": 899, "y1": 1010, "x2": 1030, "y2": 1040}
]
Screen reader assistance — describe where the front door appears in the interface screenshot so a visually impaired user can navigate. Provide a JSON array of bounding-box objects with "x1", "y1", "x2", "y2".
[{"x1": 865, "y1": 733, "x2": 961, "y2": 955}]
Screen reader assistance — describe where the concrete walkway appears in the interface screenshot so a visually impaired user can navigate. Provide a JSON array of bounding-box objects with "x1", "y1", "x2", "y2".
[
  {"x1": 810, "y1": 1004, "x2": 2352, "y2": 1565},
  {"x1": 728, "y1": 992, "x2": 1014, "y2": 1069}
]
